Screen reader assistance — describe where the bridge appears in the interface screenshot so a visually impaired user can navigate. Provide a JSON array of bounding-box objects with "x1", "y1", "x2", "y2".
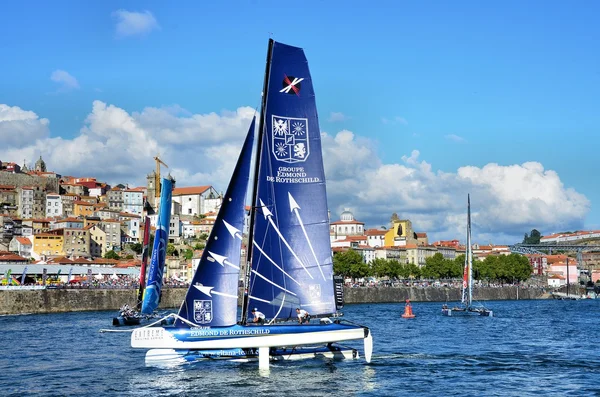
[{"x1": 508, "y1": 244, "x2": 600, "y2": 268}]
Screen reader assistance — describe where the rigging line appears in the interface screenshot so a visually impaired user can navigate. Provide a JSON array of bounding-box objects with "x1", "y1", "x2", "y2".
[
  {"x1": 251, "y1": 269, "x2": 297, "y2": 296},
  {"x1": 260, "y1": 198, "x2": 314, "y2": 279},
  {"x1": 248, "y1": 295, "x2": 270, "y2": 303},
  {"x1": 252, "y1": 240, "x2": 300, "y2": 285},
  {"x1": 267, "y1": 292, "x2": 286, "y2": 325}
]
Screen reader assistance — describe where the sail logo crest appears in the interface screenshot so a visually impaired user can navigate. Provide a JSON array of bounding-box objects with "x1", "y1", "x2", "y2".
[
  {"x1": 194, "y1": 300, "x2": 213, "y2": 324},
  {"x1": 272, "y1": 115, "x2": 310, "y2": 163}
]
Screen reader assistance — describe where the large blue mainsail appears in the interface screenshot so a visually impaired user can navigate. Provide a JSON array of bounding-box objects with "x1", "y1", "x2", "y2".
[
  {"x1": 176, "y1": 117, "x2": 256, "y2": 327},
  {"x1": 247, "y1": 41, "x2": 336, "y2": 321},
  {"x1": 141, "y1": 177, "x2": 173, "y2": 315}
]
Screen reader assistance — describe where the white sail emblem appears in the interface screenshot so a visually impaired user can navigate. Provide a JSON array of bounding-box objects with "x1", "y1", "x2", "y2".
[
  {"x1": 193, "y1": 299, "x2": 212, "y2": 323},
  {"x1": 272, "y1": 115, "x2": 310, "y2": 163}
]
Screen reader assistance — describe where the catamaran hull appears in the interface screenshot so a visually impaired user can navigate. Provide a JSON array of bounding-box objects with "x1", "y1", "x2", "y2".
[
  {"x1": 132, "y1": 323, "x2": 368, "y2": 350},
  {"x1": 442, "y1": 308, "x2": 493, "y2": 317},
  {"x1": 144, "y1": 345, "x2": 359, "y2": 366},
  {"x1": 132, "y1": 322, "x2": 372, "y2": 368}
]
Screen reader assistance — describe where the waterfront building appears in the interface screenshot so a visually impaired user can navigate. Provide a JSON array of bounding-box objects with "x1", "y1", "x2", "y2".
[
  {"x1": 374, "y1": 246, "x2": 408, "y2": 264},
  {"x1": 60, "y1": 193, "x2": 78, "y2": 217},
  {"x1": 88, "y1": 224, "x2": 107, "y2": 258},
  {"x1": 548, "y1": 262, "x2": 579, "y2": 285},
  {"x1": 384, "y1": 219, "x2": 418, "y2": 247},
  {"x1": 107, "y1": 187, "x2": 124, "y2": 212},
  {"x1": 51, "y1": 218, "x2": 83, "y2": 230},
  {"x1": 0, "y1": 185, "x2": 18, "y2": 216},
  {"x1": 120, "y1": 213, "x2": 141, "y2": 242},
  {"x1": 33, "y1": 232, "x2": 65, "y2": 259},
  {"x1": 17, "y1": 186, "x2": 33, "y2": 218},
  {"x1": 99, "y1": 219, "x2": 121, "y2": 252},
  {"x1": 23, "y1": 218, "x2": 51, "y2": 234},
  {"x1": 330, "y1": 209, "x2": 364, "y2": 241},
  {"x1": 63, "y1": 227, "x2": 91, "y2": 258},
  {"x1": 61, "y1": 182, "x2": 87, "y2": 196},
  {"x1": 73, "y1": 200, "x2": 94, "y2": 217},
  {"x1": 433, "y1": 244, "x2": 457, "y2": 260},
  {"x1": 171, "y1": 185, "x2": 221, "y2": 216},
  {"x1": 8, "y1": 236, "x2": 32, "y2": 258},
  {"x1": 96, "y1": 208, "x2": 120, "y2": 220},
  {"x1": 45, "y1": 193, "x2": 63, "y2": 218},
  {"x1": 364, "y1": 228, "x2": 386, "y2": 248},
  {"x1": 123, "y1": 187, "x2": 144, "y2": 215},
  {"x1": 406, "y1": 243, "x2": 438, "y2": 267}
]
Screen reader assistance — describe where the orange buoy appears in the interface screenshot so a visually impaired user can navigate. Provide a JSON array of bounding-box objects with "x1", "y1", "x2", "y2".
[{"x1": 402, "y1": 299, "x2": 415, "y2": 319}]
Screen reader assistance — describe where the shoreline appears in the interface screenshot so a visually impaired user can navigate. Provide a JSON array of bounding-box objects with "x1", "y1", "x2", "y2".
[{"x1": 0, "y1": 286, "x2": 550, "y2": 315}]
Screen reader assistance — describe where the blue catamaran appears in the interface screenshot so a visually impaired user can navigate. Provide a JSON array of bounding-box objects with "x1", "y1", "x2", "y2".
[
  {"x1": 113, "y1": 178, "x2": 174, "y2": 326},
  {"x1": 131, "y1": 39, "x2": 373, "y2": 369}
]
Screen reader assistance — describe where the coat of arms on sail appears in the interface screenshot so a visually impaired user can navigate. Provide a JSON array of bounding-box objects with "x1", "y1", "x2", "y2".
[
  {"x1": 194, "y1": 300, "x2": 212, "y2": 323},
  {"x1": 272, "y1": 115, "x2": 310, "y2": 163}
]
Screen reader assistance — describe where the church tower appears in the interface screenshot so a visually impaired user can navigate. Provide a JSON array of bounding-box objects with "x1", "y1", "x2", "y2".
[{"x1": 34, "y1": 155, "x2": 46, "y2": 172}]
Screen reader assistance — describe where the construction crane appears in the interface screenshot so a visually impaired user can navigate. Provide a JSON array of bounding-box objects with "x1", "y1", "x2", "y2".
[{"x1": 153, "y1": 155, "x2": 168, "y2": 198}]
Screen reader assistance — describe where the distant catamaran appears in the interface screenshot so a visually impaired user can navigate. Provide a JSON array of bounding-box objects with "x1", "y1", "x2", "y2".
[
  {"x1": 130, "y1": 39, "x2": 373, "y2": 369},
  {"x1": 442, "y1": 195, "x2": 493, "y2": 317},
  {"x1": 112, "y1": 178, "x2": 174, "y2": 326}
]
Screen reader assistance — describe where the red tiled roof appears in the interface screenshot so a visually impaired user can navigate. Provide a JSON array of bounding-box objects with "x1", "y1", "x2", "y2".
[
  {"x1": 15, "y1": 237, "x2": 32, "y2": 245},
  {"x1": 364, "y1": 229, "x2": 387, "y2": 236},
  {"x1": 330, "y1": 220, "x2": 364, "y2": 225},
  {"x1": 172, "y1": 186, "x2": 211, "y2": 196},
  {"x1": 0, "y1": 254, "x2": 29, "y2": 261}
]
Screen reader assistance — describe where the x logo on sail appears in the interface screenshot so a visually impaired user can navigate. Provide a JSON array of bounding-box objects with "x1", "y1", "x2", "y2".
[{"x1": 280, "y1": 75, "x2": 304, "y2": 95}]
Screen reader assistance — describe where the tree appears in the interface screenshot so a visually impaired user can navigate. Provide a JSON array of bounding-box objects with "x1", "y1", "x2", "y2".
[
  {"x1": 522, "y1": 229, "x2": 542, "y2": 244},
  {"x1": 333, "y1": 249, "x2": 364, "y2": 279},
  {"x1": 194, "y1": 242, "x2": 205, "y2": 250},
  {"x1": 129, "y1": 243, "x2": 142, "y2": 255},
  {"x1": 183, "y1": 248, "x2": 194, "y2": 260},
  {"x1": 104, "y1": 250, "x2": 119, "y2": 260},
  {"x1": 199, "y1": 233, "x2": 209, "y2": 241},
  {"x1": 166, "y1": 243, "x2": 177, "y2": 257},
  {"x1": 371, "y1": 258, "x2": 390, "y2": 278}
]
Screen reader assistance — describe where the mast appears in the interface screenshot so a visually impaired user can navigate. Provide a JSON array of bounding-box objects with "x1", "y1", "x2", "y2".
[
  {"x1": 566, "y1": 257, "x2": 570, "y2": 297},
  {"x1": 241, "y1": 38, "x2": 274, "y2": 324},
  {"x1": 467, "y1": 194, "x2": 473, "y2": 307},
  {"x1": 136, "y1": 215, "x2": 151, "y2": 311}
]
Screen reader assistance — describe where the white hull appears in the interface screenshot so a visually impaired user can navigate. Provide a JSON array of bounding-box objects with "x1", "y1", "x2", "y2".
[
  {"x1": 132, "y1": 327, "x2": 366, "y2": 350},
  {"x1": 145, "y1": 347, "x2": 359, "y2": 366}
]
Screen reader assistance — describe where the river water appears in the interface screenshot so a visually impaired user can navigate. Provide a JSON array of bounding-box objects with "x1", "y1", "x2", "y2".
[{"x1": 1, "y1": 299, "x2": 599, "y2": 396}]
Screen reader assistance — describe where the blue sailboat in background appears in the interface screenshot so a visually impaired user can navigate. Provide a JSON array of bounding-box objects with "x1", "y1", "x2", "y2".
[
  {"x1": 131, "y1": 39, "x2": 373, "y2": 369},
  {"x1": 113, "y1": 178, "x2": 175, "y2": 326}
]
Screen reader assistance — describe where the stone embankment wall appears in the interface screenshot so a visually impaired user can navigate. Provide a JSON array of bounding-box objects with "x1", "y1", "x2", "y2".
[
  {"x1": 0, "y1": 286, "x2": 547, "y2": 315},
  {"x1": 344, "y1": 286, "x2": 547, "y2": 303}
]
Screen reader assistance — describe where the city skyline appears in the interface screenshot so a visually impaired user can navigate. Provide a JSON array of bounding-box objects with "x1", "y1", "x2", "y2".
[{"x1": 1, "y1": 1, "x2": 598, "y2": 244}]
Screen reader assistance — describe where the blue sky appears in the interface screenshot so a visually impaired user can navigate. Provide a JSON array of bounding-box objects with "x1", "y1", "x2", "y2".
[{"x1": 1, "y1": 1, "x2": 598, "y2": 243}]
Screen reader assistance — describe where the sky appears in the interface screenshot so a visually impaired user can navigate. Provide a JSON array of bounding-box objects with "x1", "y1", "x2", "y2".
[{"x1": 1, "y1": 0, "x2": 599, "y2": 244}]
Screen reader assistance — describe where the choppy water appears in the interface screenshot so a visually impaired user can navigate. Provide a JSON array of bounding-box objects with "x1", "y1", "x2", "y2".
[{"x1": 1, "y1": 299, "x2": 599, "y2": 396}]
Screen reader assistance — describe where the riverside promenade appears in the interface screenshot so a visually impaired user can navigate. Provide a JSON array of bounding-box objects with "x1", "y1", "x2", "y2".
[{"x1": 0, "y1": 285, "x2": 549, "y2": 315}]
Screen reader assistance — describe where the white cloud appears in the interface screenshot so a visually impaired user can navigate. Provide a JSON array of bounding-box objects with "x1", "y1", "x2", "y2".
[
  {"x1": 328, "y1": 112, "x2": 348, "y2": 122},
  {"x1": 0, "y1": 104, "x2": 50, "y2": 148},
  {"x1": 112, "y1": 10, "x2": 159, "y2": 38},
  {"x1": 445, "y1": 134, "x2": 466, "y2": 143},
  {"x1": 50, "y1": 70, "x2": 80, "y2": 91},
  {"x1": 0, "y1": 101, "x2": 589, "y2": 244},
  {"x1": 0, "y1": 101, "x2": 254, "y2": 189},
  {"x1": 321, "y1": 132, "x2": 590, "y2": 243}
]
